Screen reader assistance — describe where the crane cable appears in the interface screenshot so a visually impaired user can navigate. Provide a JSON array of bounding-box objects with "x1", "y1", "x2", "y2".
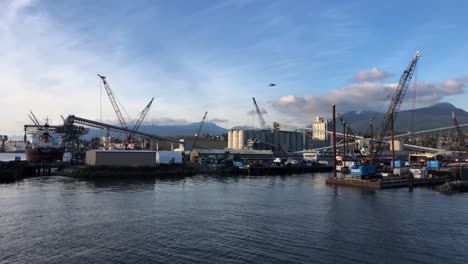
[
  {"x1": 365, "y1": 85, "x2": 394, "y2": 137},
  {"x1": 410, "y1": 63, "x2": 419, "y2": 134}
]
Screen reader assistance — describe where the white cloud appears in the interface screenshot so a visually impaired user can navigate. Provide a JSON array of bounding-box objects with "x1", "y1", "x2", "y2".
[
  {"x1": 0, "y1": 1, "x2": 260, "y2": 134},
  {"x1": 353, "y1": 67, "x2": 391, "y2": 82},
  {"x1": 441, "y1": 79, "x2": 464, "y2": 94},
  {"x1": 272, "y1": 75, "x2": 468, "y2": 122}
]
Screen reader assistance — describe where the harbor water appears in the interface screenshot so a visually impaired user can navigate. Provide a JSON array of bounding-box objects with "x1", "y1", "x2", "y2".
[{"x1": 0, "y1": 172, "x2": 467, "y2": 263}]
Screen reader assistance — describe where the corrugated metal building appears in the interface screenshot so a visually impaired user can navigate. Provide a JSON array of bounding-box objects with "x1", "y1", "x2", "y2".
[{"x1": 86, "y1": 150, "x2": 157, "y2": 167}]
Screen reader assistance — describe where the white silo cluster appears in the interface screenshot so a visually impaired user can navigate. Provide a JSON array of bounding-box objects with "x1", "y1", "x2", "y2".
[{"x1": 227, "y1": 129, "x2": 310, "y2": 151}]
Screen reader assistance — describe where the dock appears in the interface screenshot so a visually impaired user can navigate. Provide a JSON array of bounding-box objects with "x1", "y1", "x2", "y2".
[
  {"x1": 236, "y1": 165, "x2": 333, "y2": 176},
  {"x1": 0, "y1": 161, "x2": 61, "y2": 182},
  {"x1": 326, "y1": 175, "x2": 450, "y2": 189}
]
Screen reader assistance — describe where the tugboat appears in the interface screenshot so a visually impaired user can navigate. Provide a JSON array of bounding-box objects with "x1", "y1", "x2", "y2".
[{"x1": 26, "y1": 123, "x2": 64, "y2": 162}]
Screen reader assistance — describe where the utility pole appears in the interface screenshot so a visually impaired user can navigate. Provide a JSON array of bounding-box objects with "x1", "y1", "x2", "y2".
[
  {"x1": 391, "y1": 113, "x2": 395, "y2": 169},
  {"x1": 370, "y1": 122, "x2": 374, "y2": 156},
  {"x1": 333, "y1": 104, "x2": 337, "y2": 179},
  {"x1": 343, "y1": 122, "x2": 347, "y2": 165}
]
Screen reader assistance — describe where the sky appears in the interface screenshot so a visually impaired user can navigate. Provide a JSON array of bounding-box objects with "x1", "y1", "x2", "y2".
[{"x1": 1, "y1": 0, "x2": 468, "y2": 135}]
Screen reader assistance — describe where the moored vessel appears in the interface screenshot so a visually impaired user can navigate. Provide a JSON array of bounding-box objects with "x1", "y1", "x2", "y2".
[{"x1": 26, "y1": 124, "x2": 64, "y2": 162}]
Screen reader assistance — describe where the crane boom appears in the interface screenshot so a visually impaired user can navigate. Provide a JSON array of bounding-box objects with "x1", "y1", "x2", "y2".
[
  {"x1": 373, "y1": 52, "x2": 420, "y2": 159},
  {"x1": 28, "y1": 114, "x2": 39, "y2": 125},
  {"x1": 252, "y1": 97, "x2": 268, "y2": 129},
  {"x1": 98, "y1": 74, "x2": 129, "y2": 132},
  {"x1": 195, "y1": 112, "x2": 208, "y2": 137},
  {"x1": 131, "y1": 97, "x2": 154, "y2": 133},
  {"x1": 29, "y1": 110, "x2": 41, "y2": 125},
  {"x1": 190, "y1": 112, "x2": 208, "y2": 156},
  {"x1": 452, "y1": 112, "x2": 465, "y2": 149}
]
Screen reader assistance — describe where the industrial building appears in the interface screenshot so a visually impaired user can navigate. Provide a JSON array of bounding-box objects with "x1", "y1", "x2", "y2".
[
  {"x1": 2, "y1": 140, "x2": 26, "y2": 152},
  {"x1": 86, "y1": 150, "x2": 157, "y2": 167},
  {"x1": 312, "y1": 116, "x2": 331, "y2": 148},
  {"x1": 227, "y1": 129, "x2": 310, "y2": 152}
]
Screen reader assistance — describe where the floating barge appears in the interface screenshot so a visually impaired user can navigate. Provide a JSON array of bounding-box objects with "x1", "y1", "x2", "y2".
[{"x1": 326, "y1": 175, "x2": 450, "y2": 189}]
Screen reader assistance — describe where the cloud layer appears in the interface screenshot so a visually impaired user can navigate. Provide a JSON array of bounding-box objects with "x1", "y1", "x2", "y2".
[
  {"x1": 247, "y1": 108, "x2": 268, "y2": 115},
  {"x1": 1, "y1": 1, "x2": 468, "y2": 134},
  {"x1": 0, "y1": 1, "x2": 257, "y2": 134},
  {"x1": 273, "y1": 74, "x2": 467, "y2": 121},
  {"x1": 353, "y1": 68, "x2": 391, "y2": 82}
]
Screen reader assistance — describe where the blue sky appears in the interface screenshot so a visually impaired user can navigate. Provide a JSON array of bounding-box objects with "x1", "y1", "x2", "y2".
[{"x1": 1, "y1": 0, "x2": 467, "y2": 134}]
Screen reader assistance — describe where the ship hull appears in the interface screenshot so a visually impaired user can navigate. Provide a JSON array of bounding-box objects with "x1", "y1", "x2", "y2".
[{"x1": 26, "y1": 147, "x2": 64, "y2": 162}]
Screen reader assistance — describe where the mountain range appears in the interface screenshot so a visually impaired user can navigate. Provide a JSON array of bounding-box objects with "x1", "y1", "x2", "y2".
[
  {"x1": 11, "y1": 102, "x2": 467, "y2": 141},
  {"x1": 338, "y1": 103, "x2": 468, "y2": 135},
  {"x1": 85, "y1": 122, "x2": 229, "y2": 139}
]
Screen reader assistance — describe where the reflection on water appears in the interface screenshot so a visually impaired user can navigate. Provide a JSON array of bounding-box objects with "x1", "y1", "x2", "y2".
[{"x1": 0, "y1": 173, "x2": 467, "y2": 264}]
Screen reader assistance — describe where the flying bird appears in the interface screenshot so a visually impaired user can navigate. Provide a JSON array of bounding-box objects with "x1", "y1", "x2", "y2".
[{"x1": 269, "y1": 83, "x2": 276, "y2": 86}]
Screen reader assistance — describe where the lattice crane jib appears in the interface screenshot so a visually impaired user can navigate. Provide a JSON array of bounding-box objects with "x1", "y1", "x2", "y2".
[
  {"x1": 190, "y1": 112, "x2": 208, "y2": 156},
  {"x1": 128, "y1": 97, "x2": 155, "y2": 140},
  {"x1": 252, "y1": 97, "x2": 268, "y2": 130},
  {"x1": 373, "y1": 52, "x2": 420, "y2": 159},
  {"x1": 452, "y1": 112, "x2": 465, "y2": 149},
  {"x1": 98, "y1": 74, "x2": 129, "y2": 132}
]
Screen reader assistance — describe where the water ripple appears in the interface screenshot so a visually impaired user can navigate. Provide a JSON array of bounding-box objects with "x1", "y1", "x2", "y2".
[{"x1": 1, "y1": 173, "x2": 467, "y2": 264}]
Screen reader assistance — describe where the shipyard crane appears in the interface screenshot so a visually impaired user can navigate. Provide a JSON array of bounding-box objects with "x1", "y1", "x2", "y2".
[
  {"x1": 128, "y1": 97, "x2": 154, "y2": 140},
  {"x1": 372, "y1": 52, "x2": 420, "y2": 160},
  {"x1": 65, "y1": 115, "x2": 183, "y2": 144},
  {"x1": 29, "y1": 110, "x2": 41, "y2": 125},
  {"x1": 189, "y1": 112, "x2": 208, "y2": 158},
  {"x1": 28, "y1": 114, "x2": 39, "y2": 125},
  {"x1": 452, "y1": 112, "x2": 466, "y2": 157},
  {"x1": 252, "y1": 97, "x2": 269, "y2": 130},
  {"x1": 98, "y1": 74, "x2": 129, "y2": 134}
]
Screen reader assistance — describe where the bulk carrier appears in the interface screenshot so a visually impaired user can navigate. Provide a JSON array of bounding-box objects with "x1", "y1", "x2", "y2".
[{"x1": 26, "y1": 123, "x2": 64, "y2": 162}]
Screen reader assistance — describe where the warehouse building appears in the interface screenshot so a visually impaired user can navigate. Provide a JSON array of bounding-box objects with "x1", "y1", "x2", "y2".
[{"x1": 86, "y1": 150, "x2": 157, "y2": 167}]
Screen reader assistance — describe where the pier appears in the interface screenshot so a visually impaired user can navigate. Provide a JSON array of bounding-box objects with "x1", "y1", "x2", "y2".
[
  {"x1": 326, "y1": 175, "x2": 449, "y2": 189},
  {"x1": 236, "y1": 165, "x2": 333, "y2": 176},
  {"x1": 0, "y1": 161, "x2": 61, "y2": 182}
]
